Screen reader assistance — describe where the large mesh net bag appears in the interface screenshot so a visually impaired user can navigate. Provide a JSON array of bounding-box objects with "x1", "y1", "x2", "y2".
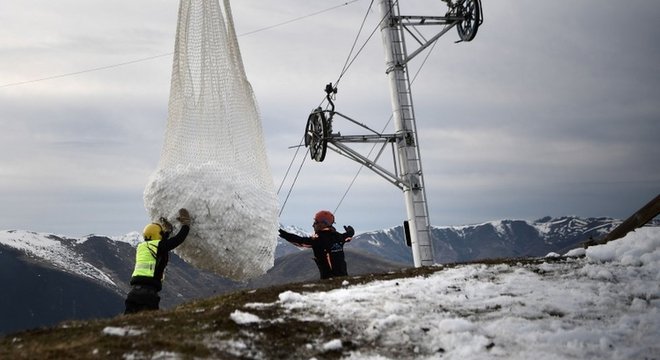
[{"x1": 144, "y1": 0, "x2": 278, "y2": 281}]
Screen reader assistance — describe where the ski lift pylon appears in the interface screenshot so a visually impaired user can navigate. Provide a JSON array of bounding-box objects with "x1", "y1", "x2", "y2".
[{"x1": 298, "y1": 0, "x2": 484, "y2": 268}]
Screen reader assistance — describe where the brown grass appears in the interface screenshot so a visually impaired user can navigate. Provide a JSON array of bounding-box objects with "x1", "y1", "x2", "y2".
[{"x1": 0, "y1": 257, "x2": 553, "y2": 359}]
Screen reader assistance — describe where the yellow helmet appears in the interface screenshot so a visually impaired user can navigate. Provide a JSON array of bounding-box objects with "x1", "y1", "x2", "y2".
[{"x1": 143, "y1": 223, "x2": 163, "y2": 241}]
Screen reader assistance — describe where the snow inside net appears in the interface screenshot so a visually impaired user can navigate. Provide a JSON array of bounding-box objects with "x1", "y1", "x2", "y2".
[{"x1": 144, "y1": 0, "x2": 278, "y2": 281}]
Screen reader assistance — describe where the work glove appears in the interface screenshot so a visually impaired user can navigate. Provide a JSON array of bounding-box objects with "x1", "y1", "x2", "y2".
[
  {"x1": 159, "y1": 217, "x2": 173, "y2": 233},
  {"x1": 343, "y1": 225, "x2": 355, "y2": 238},
  {"x1": 177, "y1": 208, "x2": 191, "y2": 226}
]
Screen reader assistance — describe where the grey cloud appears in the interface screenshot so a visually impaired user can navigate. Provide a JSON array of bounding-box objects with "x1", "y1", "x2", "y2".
[{"x1": 0, "y1": 0, "x2": 658, "y2": 236}]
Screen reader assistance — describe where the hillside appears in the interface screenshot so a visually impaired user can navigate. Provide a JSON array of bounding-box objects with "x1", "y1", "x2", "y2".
[
  {"x1": 0, "y1": 227, "x2": 657, "y2": 359},
  {"x1": 0, "y1": 216, "x2": 646, "y2": 336},
  {"x1": 0, "y1": 229, "x2": 405, "y2": 336}
]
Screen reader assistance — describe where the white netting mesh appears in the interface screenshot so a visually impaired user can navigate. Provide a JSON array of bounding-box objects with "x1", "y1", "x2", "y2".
[{"x1": 144, "y1": 0, "x2": 278, "y2": 281}]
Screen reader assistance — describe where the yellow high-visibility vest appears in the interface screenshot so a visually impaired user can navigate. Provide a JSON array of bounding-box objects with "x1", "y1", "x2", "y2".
[{"x1": 131, "y1": 240, "x2": 160, "y2": 278}]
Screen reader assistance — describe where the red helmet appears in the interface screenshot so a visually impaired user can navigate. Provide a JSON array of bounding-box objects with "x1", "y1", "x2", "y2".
[{"x1": 314, "y1": 210, "x2": 335, "y2": 226}]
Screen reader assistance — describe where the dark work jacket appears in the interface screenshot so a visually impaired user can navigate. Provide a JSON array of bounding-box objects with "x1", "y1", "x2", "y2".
[
  {"x1": 279, "y1": 227, "x2": 352, "y2": 279},
  {"x1": 130, "y1": 225, "x2": 190, "y2": 291}
]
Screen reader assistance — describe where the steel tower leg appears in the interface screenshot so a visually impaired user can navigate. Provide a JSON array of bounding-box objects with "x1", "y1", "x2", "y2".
[{"x1": 377, "y1": 0, "x2": 434, "y2": 267}]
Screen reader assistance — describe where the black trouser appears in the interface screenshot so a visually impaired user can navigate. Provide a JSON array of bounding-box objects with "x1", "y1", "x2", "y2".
[
  {"x1": 124, "y1": 285, "x2": 160, "y2": 314},
  {"x1": 314, "y1": 250, "x2": 347, "y2": 279}
]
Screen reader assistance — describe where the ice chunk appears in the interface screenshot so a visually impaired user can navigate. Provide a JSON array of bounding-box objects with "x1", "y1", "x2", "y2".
[{"x1": 144, "y1": 162, "x2": 278, "y2": 280}]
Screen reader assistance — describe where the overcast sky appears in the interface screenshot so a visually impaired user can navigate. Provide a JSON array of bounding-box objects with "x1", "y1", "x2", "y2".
[{"x1": 0, "y1": 0, "x2": 658, "y2": 237}]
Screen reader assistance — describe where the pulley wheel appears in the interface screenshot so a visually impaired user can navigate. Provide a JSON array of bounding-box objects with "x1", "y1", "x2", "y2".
[
  {"x1": 457, "y1": 0, "x2": 481, "y2": 42},
  {"x1": 305, "y1": 108, "x2": 329, "y2": 162}
]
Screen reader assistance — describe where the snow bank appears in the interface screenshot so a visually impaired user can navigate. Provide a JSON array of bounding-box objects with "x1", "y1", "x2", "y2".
[
  {"x1": 261, "y1": 227, "x2": 660, "y2": 359},
  {"x1": 586, "y1": 227, "x2": 660, "y2": 268}
]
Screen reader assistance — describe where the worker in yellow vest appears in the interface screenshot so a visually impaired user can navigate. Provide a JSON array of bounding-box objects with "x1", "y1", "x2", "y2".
[{"x1": 124, "y1": 208, "x2": 191, "y2": 314}]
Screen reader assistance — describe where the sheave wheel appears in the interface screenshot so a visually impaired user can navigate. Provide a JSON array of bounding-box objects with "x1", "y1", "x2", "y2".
[
  {"x1": 456, "y1": 0, "x2": 481, "y2": 42},
  {"x1": 305, "y1": 108, "x2": 329, "y2": 162}
]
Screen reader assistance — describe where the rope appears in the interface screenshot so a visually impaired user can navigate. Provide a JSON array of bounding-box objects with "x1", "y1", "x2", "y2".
[
  {"x1": 241, "y1": 1, "x2": 361, "y2": 37},
  {"x1": 334, "y1": 0, "x2": 375, "y2": 88},
  {"x1": 278, "y1": 147, "x2": 310, "y2": 217},
  {"x1": 0, "y1": 53, "x2": 173, "y2": 88},
  {"x1": 277, "y1": 135, "x2": 306, "y2": 195},
  {"x1": 333, "y1": 0, "x2": 400, "y2": 89}
]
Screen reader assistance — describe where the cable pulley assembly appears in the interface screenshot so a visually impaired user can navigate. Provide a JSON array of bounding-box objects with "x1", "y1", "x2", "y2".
[
  {"x1": 304, "y1": 83, "x2": 336, "y2": 162},
  {"x1": 450, "y1": 0, "x2": 483, "y2": 42},
  {"x1": 287, "y1": 0, "x2": 486, "y2": 267}
]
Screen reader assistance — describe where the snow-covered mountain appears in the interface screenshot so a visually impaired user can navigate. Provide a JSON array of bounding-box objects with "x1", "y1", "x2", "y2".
[
  {"x1": 0, "y1": 230, "x2": 238, "y2": 335},
  {"x1": 1, "y1": 216, "x2": 655, "y2": 336},
  {"x1": 0, "y1": 231, "x2": 119, "y2": 287},
  {"x1": 351, "y1": 216, "x2": 628, "y2": 264}
]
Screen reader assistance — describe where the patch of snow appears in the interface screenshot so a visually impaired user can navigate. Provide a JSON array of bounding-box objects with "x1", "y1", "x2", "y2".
[
  {"x1": 204, "y1": 331, "x2": 264, "y2": 359},
  {"x1": 278, "y1": 290, "x2": 306, "y2": 304},
  {"x1": 366, "y1": 238, "x2": 383, "y2": 247},
  {"x1": 110, "y1": 232, "x2": 142, "y2": 247},
  {"x1": 261, "y1": 227, "x2": 660, "y2": 359},
  {"x1": 322, "y1": 339, "x2": 343, "y2": 351},
  {"x1": 151, "y1": 352, "x2": 182, "y2": 360},
  {"x1": 565, "y1": 247, "x2": 586, "y2": 257},
  {"x1": 122, "y1": 351, "x2": 182, "y2": 360},
  {"x1": 243, "y1": 302, "x2": 271, "y2": 310},
  {"x1": 535, "y1": 217, "x2": 578, "y2": 236},
  {"x1": 230, "y1": 310, "x2": 261, "y2": 325},
  {"x1": 489, "y1": 220, "x2": 508, "y2": 237},
  {"x1": 534, "y1": 221, "x2": 553, "y2": 237},
  {"x1": 102, "y1": 326, "x2": 145, "y2": 337},
  {"x1": 280, "y1": 225, "x2": 309, "y2": 237},
  {"x1": 583, "y1": 222, "x2": 618, "y2": 234},
  {"x1": 384, "y1": 227, "x2": 398, "y2": 237},
  {"x1": 451, "y1": 223, "x2": 480, "y2": 232}
]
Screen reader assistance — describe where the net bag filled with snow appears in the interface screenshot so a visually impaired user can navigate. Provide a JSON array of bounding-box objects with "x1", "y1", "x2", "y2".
[{"x1": 144, "y1": 0, "x2": 278, "y2": 281}]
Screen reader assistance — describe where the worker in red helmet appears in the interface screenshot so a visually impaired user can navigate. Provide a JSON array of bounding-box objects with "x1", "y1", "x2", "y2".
[{"x1": 278, "y1": 210, "x2": 355, "y2": 279}]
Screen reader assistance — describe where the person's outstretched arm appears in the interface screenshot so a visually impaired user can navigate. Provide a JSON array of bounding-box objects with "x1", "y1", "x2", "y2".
[
  {"x1": 160, "y1": 208, "x2": 191, "y2": 251},
  {"x1": 278, "y1": 229, "x2": 313, "y2": 248},
  {"x1": 161, "y1": 225, "x2": 189, "y2": 251}
]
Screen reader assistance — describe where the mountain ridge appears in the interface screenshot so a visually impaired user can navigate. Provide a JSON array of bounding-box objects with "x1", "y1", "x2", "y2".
[{"x1": 2, "y1": 215, "x2": 656, "y2": 336}]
